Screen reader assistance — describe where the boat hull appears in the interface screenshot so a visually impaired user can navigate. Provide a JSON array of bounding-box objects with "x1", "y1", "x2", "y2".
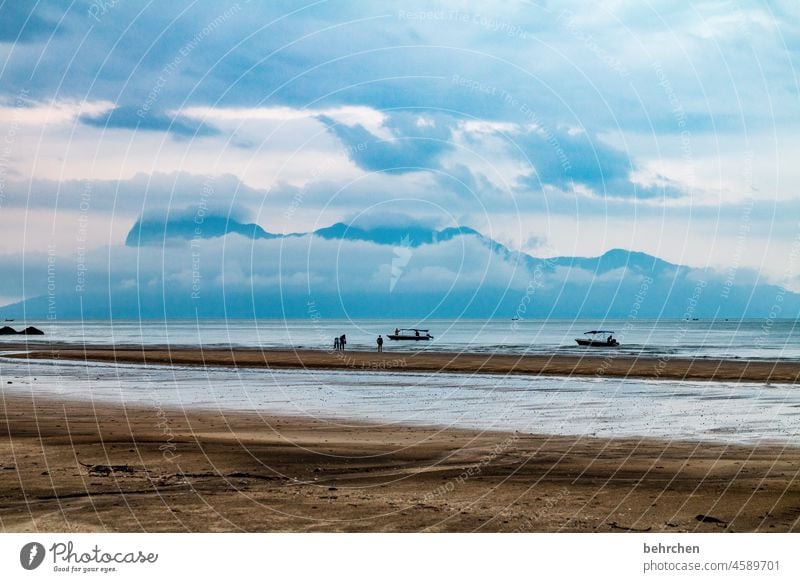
[
  {"x1": 575, "y1": 339, "x2": 618, "y2": 347},
  {"x1": 388, "y1": 335, "x2": 432, "y2": 341}
]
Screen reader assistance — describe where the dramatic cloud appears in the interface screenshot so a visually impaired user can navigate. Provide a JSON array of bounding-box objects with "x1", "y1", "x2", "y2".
[
  {"x1": 318, "y1": 111, "x2": 457, "y2": 174},
  {"x1": 512, "y1": 126, "x2": 686, "y2": 200},
  {"x1": 1, "y1": 0, "x2": 799, "y2": 309},
  {"x1": 80, "y1": 106, "x2": 220, "y2": 138}
]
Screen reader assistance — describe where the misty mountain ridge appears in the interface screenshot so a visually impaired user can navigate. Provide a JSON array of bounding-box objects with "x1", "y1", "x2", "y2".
[
  {"x1": 125, "y1": 211, "x2": 669, "y2": 274},
  {"x1": 1, "y1": 210, "x2": 795, "y2": 319},
  {"x1": 126, "y1": 212, "x2": 483, "y2": 248}
]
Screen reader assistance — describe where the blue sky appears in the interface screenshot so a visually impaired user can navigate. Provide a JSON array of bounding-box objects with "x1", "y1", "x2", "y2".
[{"x1": 1, "y1": 0, "x2": 800, "y2": 305}]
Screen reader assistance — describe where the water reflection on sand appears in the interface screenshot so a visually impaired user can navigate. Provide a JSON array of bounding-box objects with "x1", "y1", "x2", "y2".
[{"x1": 1, "y1": 357, "x2": 797, "y2": 446}]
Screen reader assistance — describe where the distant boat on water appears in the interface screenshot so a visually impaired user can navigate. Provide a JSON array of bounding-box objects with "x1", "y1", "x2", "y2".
[{"x1": 388, "y1": 328, "x2": 433, "y2": 341}]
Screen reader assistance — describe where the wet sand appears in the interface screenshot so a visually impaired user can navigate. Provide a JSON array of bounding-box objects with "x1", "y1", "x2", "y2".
[
  {"x1": 7, "y1": 344, "x2": 800, "y2": 383},
  {"x1": 1, "y1": 394, "x2": 798, "y2": 532}
]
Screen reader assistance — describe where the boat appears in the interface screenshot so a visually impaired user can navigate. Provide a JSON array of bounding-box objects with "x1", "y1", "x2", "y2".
[
  {"x1": 388, "y1": 328, "x2": 433, "y2": 341},
  {"x1": 575, "y1": 330, "x2": 619, "y2": 347}
]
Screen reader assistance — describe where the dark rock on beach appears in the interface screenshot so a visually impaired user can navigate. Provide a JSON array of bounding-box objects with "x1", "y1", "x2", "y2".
[{"x1": 0, "y1": 326, "x2": 44, "y2": 335}]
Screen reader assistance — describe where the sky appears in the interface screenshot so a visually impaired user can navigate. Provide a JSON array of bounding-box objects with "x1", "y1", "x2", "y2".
[{"x1": 1, "y1": 0, "x2": 800, "y2": 306}]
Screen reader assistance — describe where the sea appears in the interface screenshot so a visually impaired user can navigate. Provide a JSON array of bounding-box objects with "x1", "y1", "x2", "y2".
[
  {"x1": 1, "y1": 318, "x2": 799, "y2": 445},
  {"x1": 1, "y1": 317, "x2": 799, "y2": 360}
]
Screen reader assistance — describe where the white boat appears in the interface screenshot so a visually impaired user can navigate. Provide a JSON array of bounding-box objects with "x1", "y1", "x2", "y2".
[
  {"x1": 575, "y1": 330, "x2": 619, "y2": 347},
  {"x1": 388, "y1": 328, "x2": 433, "y2": 341}
]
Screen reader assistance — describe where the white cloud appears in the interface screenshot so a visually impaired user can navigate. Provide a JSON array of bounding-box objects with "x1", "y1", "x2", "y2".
[
  {"x1": 0, "y1": 99, "x2": 114, "y2": 125},
  {"x1": 179, "y1": 105, "x2": 389, "y2": 138}
]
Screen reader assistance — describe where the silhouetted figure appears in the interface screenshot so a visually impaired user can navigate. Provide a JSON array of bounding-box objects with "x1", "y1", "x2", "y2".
[
  {"x1": 377, "y1": 335, "x2": 384, "y2": 352},
  {"x1": 340, "y1": 334, "x2": 347, "y2": 351},
  {"x1": 415, "y1": 329, "x2": 420, "y2": 337},
  {"x1": 395, "y1": 328, "x2": 400, "y2": 336},
  {"x1": 607, "y1": 334, "x2": 613, "y2": 345},
  {"x1": 333, "y1": 337, "x2": 339, "y2": 351}
]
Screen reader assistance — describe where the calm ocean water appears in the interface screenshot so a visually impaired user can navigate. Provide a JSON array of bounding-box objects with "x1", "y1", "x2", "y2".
[{"x1": 2, "y1": 318, "x2": 799, "y2": 360}]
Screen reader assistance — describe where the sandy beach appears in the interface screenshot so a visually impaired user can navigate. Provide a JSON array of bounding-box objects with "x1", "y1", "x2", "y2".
[
  {"x1": 1, "y1": 393, "x2": 798, "y2": 532},
  {"x1": 2, "y1": 345, "x2": 799, "y2": 532},
  {"x1": 7, "y1": 344, "x2": 800, "y2": 383}
]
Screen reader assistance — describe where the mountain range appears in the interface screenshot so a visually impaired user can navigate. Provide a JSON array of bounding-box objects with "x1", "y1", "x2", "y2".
[
  {"x1": 2, "y1": 211, "x2": 797, "y2": 320},
  {"x1": 125, "y1": 212, "x2": 482, "y2": 247}
]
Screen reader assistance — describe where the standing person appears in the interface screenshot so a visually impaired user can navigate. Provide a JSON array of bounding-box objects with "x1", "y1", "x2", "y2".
[
  {"x1": 333, "y1": 336, "x2": 339, "y2": 351},
  {"x1": 340, "y1": 334, "x2": 346, "y2": 351},
  {"x1": 376, "y1": 335, "x2": 384, "y2": 352}
]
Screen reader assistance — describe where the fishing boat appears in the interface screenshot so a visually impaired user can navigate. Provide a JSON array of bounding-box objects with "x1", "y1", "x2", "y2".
[
  {"x1": 575, "y1": 330, "x2": 619, "y2": 347},
  {"x1": 388, "y1": 328, "x2": 433, "y2": 341}
]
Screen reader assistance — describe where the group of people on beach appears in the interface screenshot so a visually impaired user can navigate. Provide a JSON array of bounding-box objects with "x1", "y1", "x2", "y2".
[
  {"x1": 333, "y1": 334, "x2": 346, "y2": 351},
  {"x1": 333, "y1": 333, "x2": 386, "y2": 352}
]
